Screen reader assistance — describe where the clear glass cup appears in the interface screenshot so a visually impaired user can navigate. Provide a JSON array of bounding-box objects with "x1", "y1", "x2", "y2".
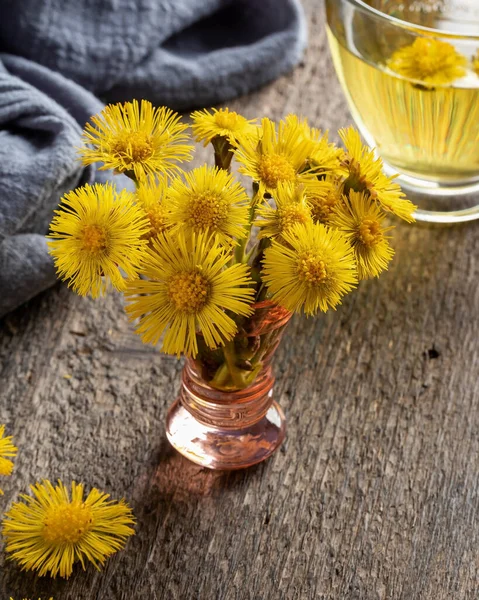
[{"x1": 325, "y1": 0, "x2": 479, "y2": 223}]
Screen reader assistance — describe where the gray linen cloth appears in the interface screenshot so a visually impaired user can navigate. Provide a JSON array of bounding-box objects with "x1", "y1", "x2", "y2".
[{"x1": 0, "y1": 0, "x2": 307, "y2": 317}]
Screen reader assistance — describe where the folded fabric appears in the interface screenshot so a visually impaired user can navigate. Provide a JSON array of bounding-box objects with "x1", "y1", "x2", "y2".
[
  {"x1": 0, "y1": 59, "x2": 131, "y2": 317},
  {"x1": 0, "y1": 0, "x2": 307, "y2": 317}
]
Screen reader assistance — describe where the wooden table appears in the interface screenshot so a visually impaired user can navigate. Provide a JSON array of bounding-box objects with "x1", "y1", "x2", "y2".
[{"x1": 1, "y1": 2, "x2": 478, "y2": 598}]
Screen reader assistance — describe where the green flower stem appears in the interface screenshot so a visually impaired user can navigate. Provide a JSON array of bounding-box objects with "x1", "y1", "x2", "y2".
[
  {"x1": 234, "y1": 185, "x2": 261, "y2": 265},
  {"x1": 210, "y1": 362, "x2": 232, "y2": 388},
  {"x1": 209, "y1": 179, "x2": 273, "y2": 390},
  {"x1": 222, "y1": 341, "x2": 247, "y2": 388},
  {"x1": 212, "y1": 136, "x2": 234, "y2": 171},
  {"x1": 256, "y1": 283, "x2": 271, "y2": 303},
  {"x1": 209, "y1": 336, "x2": 268, "y2": 390},
  {"x1": 123, "y1": 170, "x2": 140, "y2": 188},
  {"x1": 208, "y1": 341, "x2": 249, "y2": 390},
  {"x1": 246, "y1": 237, "x2": 271, "y2": 302}
]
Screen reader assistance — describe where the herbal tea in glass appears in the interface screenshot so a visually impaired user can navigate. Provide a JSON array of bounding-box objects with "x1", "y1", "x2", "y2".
[{"x1": 326, "y1": 0, "x2": 479, "y2": 223}]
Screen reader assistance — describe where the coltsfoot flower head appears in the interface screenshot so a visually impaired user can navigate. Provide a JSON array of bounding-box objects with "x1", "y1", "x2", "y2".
[
  {"x1": 236, "y1": 117, "x2": 318, "y2": 197},
  {"x1": 48, "y1": 183, "x2": 149, "y2": 297},
  {"x1": 285, "y1": 114, "x2": 343, "y2": 173},
  {"x1": 339, "y1": 127, "x2": 416, "y2": 222},
  {"x1": 79, "y1": 100, "x2": 193, "y2": 181},
  {"x1": 125, "y1": 231, "x2": 255, "y2": 357},
  {"x1": 331, "y1": 191, "x2": 394, "y2": 280},
  {"x1": 0, "y1": 425, "x2": 17, "y2": 495},
  {"x1": 305, "y1": 177, "x2": 344, "y2": 225},
  {"x1": 191, "y1": 107, "x2": 258, "y2": 146},
  {"x1": 136, "y1": 178, "x2": 170, "y2": 241},
  {"x1": 256, "y1": 182, "x2": 313, "y2": 239},
  {"x1": 165, "y1": 166, "x2": 249, "y2": 246},
  {"x1": 262, "y1": 221, "x2": 358, "y2": 315},
  {"x1": 473, "y1": 50, "x2": 479, "y2": 76},
  {"x1": 387, "y1": 37, "x2": 467, "y2": 86},
  {"x1": 2, "y1": 480, "x2": 135, "y2": 579}
]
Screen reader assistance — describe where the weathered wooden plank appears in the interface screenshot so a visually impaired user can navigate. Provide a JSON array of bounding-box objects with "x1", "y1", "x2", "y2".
[{"x1": 1, "y1": 1, "x2": 478, "y2": 599}]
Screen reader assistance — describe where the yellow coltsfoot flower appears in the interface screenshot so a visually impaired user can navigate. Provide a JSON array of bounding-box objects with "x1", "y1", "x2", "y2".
[
  {"x1": 2, "y1": 480, "x2": 135, "y2": 579},
  {"x1": 79, "y1": 100, "x2": 193, "y2": 181},
  {"x1": 48, "y1": 183, "x2": 149, "y2": 297},
  {"x1": 256, "y1": 182, "x2": 313, "y2": 239},
  {"x1": 262, "y1": 221, "x2": 358, "y2": 315},
  {"x1": 305, "y1": 177, "x2": 344, "y2": 225},
  {"x1": 191, "y1": 107, "x2": 258, "y2": 147},
  {"x1": 284, "y1": 114, "x2": 343, "y2": 173},
  {"x1": 331, "y1": 191, "x2": 394, "y2": 280},
  {"x1": 235, "y1": 117, "x2": 318, "y2": 198},
  {"x1": 136, "y1": 178, "x2": 170, "y2": 242},
  {"x1": 0, "y1": 425, "x2": 17, "y2": 495},
  {"x1": 165, "y1": 165, "x2": 249, "y2": 246},
  {"x1": 387, "y1": 37, "x2": 467, "y2": 87},
  {"x1": 339, "y1": 127, "x2": 416, "y2": 222},
  {"x1": 473, "y1": 50, "x2": 479, "y2": 76},
  {"x1": 125, "y1": 231, "x2": 255, "y2": 357}
]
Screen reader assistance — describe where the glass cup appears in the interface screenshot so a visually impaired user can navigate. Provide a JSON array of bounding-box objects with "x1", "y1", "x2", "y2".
[{"x1": 325, "y1": 0, "x2": 479, "y2": 223}]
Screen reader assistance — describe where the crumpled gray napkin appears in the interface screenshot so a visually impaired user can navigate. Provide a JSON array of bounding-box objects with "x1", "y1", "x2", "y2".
[{"x1": 0, "y1": 0, "x2": 307, "y2": 318}]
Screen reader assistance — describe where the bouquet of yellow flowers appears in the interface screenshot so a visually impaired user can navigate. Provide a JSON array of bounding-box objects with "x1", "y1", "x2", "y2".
[{"x1": 48, "y1": 100, "x2": 415, "y2": 390}]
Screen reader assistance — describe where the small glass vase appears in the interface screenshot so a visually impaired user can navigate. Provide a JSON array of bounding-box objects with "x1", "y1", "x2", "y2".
[{"x1": 166, "y1": 301, "x2": 292, "y2": 470}]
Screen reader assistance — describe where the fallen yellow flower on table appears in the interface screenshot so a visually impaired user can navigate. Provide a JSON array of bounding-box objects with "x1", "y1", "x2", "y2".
[
  {"x1": 2, "y1": 480, "x2": 135, "y2": 579},
  {"x1": 0, "y1": 425, "x2": 17, "y2": 495}
]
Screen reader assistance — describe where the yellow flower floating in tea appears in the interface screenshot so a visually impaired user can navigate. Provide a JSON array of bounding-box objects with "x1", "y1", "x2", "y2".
[
  {"x1": 2, "y1": 480, "x2": 135, "y2": 579},
  {"x1": 473, "y1": 50, "x2": 479, "y2": 77},
  {"x1": 387, "y1": 37, "x2": 467, "y2": 87},
  {"x1": 79, "y1": 99, "x2": 193, "y2": 181},
  {"x1": 0, "y1": 425, "x2": 17, "y2": 495},
  {"x1": 49, "y1": 103, "x2": 415, "y2": 383},
  {"x1": 48, "y1": 183, "x2": 149, "y2": 297}
]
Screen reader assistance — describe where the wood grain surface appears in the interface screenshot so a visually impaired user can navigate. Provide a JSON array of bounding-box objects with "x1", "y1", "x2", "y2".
[{"x1": 1, "y1": 1, "x2": 478, "y2": 598}]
